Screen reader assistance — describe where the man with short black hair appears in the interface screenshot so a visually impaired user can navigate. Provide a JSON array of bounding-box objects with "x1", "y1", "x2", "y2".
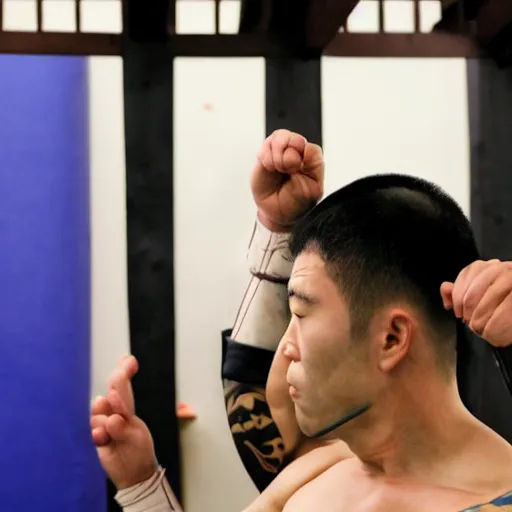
[{"x1": 92, "y1": 130, "x2": 512, "y2": 511}]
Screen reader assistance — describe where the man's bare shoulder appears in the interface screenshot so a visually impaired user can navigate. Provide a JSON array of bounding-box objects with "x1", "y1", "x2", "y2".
[
  {"x1": 453, "y1": 428, "x2": 512, "y2": 503},
  {"x1": 243, "y1": 440, "x2": 353, "y2": 512},
  {"x1": 282, "y1": 437, "x2": 512, "y2": 512},
  {"x1": 459, "y1": 443, "x2": 512, "y2": 511}
]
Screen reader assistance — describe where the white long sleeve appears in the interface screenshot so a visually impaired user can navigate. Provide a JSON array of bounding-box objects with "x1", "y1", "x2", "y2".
[{"x1": 115, "y1": 467, "x2": 183, "y2": 512}]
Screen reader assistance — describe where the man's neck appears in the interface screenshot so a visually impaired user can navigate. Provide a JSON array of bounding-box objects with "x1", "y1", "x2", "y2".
[{"x1": 338, "y1": 378, "x2": 477, "y2": 479}]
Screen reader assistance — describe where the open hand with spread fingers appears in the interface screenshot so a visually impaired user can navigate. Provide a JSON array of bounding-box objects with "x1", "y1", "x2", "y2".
[
  {"x1": 440, "y1": 259, "x2": 512, "y2": 348},
  {"x1": 91, "y1": 355, "x2": 158, "y2": 490}
]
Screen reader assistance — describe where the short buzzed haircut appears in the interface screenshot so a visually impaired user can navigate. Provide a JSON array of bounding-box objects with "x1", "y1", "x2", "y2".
[{"x1": 290, "y1": 174, "x2": 479, "y2": 371}]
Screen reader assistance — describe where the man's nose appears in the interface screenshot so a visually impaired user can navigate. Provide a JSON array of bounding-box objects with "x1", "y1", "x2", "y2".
[{"x1": 282, "y1": 341, "x2": 300, "y2": 362}]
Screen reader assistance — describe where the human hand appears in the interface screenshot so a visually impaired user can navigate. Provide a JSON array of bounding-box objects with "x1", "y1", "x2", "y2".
[
  {"x1": 91, "y1": 355, "x2": 158, "y2": 489},
  {"x1": 251, "y1": 129, "x2": 324, "y2": 232},
  {"x1": 441, "y1": 260, "x2": 512, "y2": 348}
]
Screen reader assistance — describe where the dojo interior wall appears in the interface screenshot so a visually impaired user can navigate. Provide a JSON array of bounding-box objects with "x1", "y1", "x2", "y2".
[
  {"x1": 103, "y1": 48, "x2": 472, "y2": 512},
  {"x1": 172, "y1": 57, "x2": 470, "y2": 512},
  {"x1": 3, "y1": 1, "x2": 470, "y2": 511}
]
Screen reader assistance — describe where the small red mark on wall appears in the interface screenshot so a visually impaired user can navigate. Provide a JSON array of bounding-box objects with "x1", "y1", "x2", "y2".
[{"x1": 203, "y1": 103, "x2": 213, "y2": 111}]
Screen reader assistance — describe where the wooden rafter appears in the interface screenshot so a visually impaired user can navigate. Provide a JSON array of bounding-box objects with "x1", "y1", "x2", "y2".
[
  {"x1": 306, "y1": 0, "x2": 359, "y2": 49},
  {"x1": 0, "y1": 0, "x2": 507, "y2": 63}
]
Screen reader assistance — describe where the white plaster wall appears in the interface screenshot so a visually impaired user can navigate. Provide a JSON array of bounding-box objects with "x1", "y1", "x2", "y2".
[
  {"x1": 3, "y1": 1, "x2": 470, "y2": 511},
  {"x1": 322, "y1": 56, "x2": 469, "y2": 212},
  {"x1": 174, "y1": 6, "x2": 469, "y2": 512},
  {"x1": 173, "y1": 4, "x2": 264, "y2": 508},
  {"x1": 325, "y1": 0, "x2": 469, "y2": 212},
  {"x1": 88, "y1": 53, "x2": 130, "y2": 400}
]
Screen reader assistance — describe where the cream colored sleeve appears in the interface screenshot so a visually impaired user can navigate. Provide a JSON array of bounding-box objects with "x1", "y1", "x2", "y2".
[
  {"x1": 231, "y1": 219, "x2": 293, "y2": 352},
  {"x1": 115, "y1": 467, "x2": 183, "y2": 512}
]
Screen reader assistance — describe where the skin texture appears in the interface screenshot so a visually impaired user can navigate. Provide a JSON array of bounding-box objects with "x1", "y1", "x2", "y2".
[
  {"x1": 219, "y1": 130, "x2": 326, "y2": 490},
  {"x1": 90, "y1": 356, "x2": 157, "y2": 489},
  {"x1": 441, "y1": 259, "x2": 512, "y2": 347},
  {"x1": 246, "y1": 252, "x2": 512, "y2": 512},
  {"x1": 285, "y1": 252, "x2": 379, "y2": 439},
  {"x1": 91, "y1": 130, "x2": 326, "y2": 491},
  {"x1": 251, "y1": 130, "x2": 324, "y2": 232},
  {"x1": 91, "y1": 130, "x2": 512, "y2": 511}
]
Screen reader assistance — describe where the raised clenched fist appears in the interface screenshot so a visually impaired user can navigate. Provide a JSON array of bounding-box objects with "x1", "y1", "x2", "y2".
[{"x1": 251, "y1": 129, "x2": 324, "y2": 232}]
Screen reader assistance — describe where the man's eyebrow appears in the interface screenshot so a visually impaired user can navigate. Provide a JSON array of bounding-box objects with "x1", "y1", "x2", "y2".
[{"x1": 288, "y1": 287, "x2": 317, "y2": 305}]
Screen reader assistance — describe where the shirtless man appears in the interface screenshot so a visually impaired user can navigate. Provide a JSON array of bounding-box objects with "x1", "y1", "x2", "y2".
[{"x1": 91, "y1": 130, "x2": 512, "y2": 511}]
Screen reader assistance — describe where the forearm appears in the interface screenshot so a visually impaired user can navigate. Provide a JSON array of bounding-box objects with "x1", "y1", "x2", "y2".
[
  {"x1": 224, "y1": 380, "x2": 289, "y2": 492},
  {"x1": 115, "y1": 467, "x2": 182, "y2": 512},
  {"x1": 231, "y1": 219, "x2": 292, "y2": 350},
  {"x1": 223, "y1": 219, "x2": 292, "y2": 396},
  {"x1": 222, "y1": 219, "x2": 299, "y2": 490}
]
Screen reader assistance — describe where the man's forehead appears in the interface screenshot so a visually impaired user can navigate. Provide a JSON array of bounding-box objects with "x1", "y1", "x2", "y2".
[
  {"x1": 289, "y1": 254, "x2": 345, "y2": 309},
  {"x1": 291, "y1": 251, "x2": 326, "y2": 279},
  {"x1": 289, "y1": 253, "x2": 332, "y2": 301}
]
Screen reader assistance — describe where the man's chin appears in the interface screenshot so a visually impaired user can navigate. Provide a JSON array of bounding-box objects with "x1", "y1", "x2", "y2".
[
  {"x1": 298, "y1": 402, "x2": 373, "y2": 439},
  {"x1": 296, "y1": 408, "x2": 353, "y2": 439},
  {"x1": 298, "y1": 424, "x2": 319, "y2": 438},
  {"x1": 296, "y1": 412, "x2": 327, "y2": 438}
]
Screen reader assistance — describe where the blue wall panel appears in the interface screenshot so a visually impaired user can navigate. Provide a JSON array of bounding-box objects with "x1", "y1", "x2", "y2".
[{"x1": 0, "y1": 55, "x2": 105, "y2": 511}]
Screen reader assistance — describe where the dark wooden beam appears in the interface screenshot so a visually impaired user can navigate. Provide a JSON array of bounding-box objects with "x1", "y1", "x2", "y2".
[
  {"x1": 239, "y1": 0, "x2": 272, "y2": 33},
  {"x1": 166, "y1": 33, "x2": 479, "y2": 59},
  {"x1": 305, "y1": 0, "x2": 359, "y2": 49},
  {"x1": 476, "y1": 1, "x2": 512, "y2": 68},
  {"x1": 324, "y1": 32, "x2": 481, "y2": 58},
  {"x1": 36, "y1": 0, "x2": 43, "y2": 32},
  {"x1": 239, "y1": 0, "x2": 307, "y2": 38},
  {"x1": 123, "y1": 0, "x2": 169, "y2": 42},
  {"x1": 466, "y1": 58, "x2": 512, "y2": 441},
  {"x1": 0, "y1": 32, "x2": 481, "y2": 59},
  {"x1": 468, "y1": 60, "x2": 512, "y2": 270},
  {"x1": 0, "y1": 32, "x2": 120, "y2": 56},
  {"x1": 121, "y1": 38, "x2": 182, "y2": 510},
  {"x1": 435, "y1": 0, "x2": 512, "y2": 67},
  {"x1": 119, "y1": 1, "x2": 181, "y2": 511},
  {"x1": 240, "y1": 0, "x2": 358, "y2": 51},
  {"x1": 121, "y1": 18, "x2": 181, "y2": 512},
  {"x1": 266, "y1": 58, "x2": 322, "y2": 144},
  {"x1": 75, "y1": 0, "x2": 81, "y2": 33}
]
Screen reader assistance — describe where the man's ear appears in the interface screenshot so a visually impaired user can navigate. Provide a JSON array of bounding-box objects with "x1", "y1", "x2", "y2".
[{"x1": 376, "y1": 309, "x2": 413, "y2": 373}]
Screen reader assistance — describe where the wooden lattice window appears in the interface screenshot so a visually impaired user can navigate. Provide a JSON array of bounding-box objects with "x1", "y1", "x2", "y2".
[{"x1": 0, "y1": 0, "x2": 480, "y2": 57}]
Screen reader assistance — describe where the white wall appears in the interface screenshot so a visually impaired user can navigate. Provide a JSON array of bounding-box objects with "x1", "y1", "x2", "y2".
[
  {"x1": 88, "y1": 54, "x2": 130, "y2": 400},
  {"x1": 4, "y1": 1, "x2": 470, "y2": 511},
  {"x1": 322, "y1": 57, "x2": 469, "y2": 211},
  {"x1": 174, "y1": 55, "x2": 264, "y2": 510},
  {"x1": 173, "y1": 5, "x2": 469, "y2": 511}
]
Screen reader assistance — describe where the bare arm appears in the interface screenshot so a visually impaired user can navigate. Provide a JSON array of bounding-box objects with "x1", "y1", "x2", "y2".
[
  {"x1": 222, "y1": 131, "x2": 325, "y2": 491},
  {"x1": 224, "y1": 379, "x2": 288, "y2": 491},
  {"x1": 223, "y1": 336, "x2": 318, "y2": 492}
]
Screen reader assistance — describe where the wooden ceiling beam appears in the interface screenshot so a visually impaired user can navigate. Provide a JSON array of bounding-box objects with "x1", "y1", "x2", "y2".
[
  {"x1": 122, "y1": 0, "x2": 170, "y2": 42},
  {"x1": 239, "y1": 0, "x2": 359, "y2": 51},
  {"x1": 435, "y1": 0, "x2": 512, "y2": 67},
  {"x1": 475, "y1": 1, "x2": 512, "y2": 67},
  {"x1": 305, "y1": 0, "x2": 359, "y2": 49}
]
